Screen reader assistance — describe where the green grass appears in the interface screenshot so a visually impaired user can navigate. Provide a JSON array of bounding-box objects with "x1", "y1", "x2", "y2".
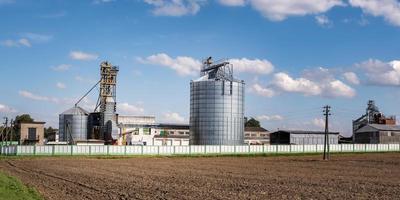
[{"x1": 0, "y1": 171, "x2": 42, "y2": 200}]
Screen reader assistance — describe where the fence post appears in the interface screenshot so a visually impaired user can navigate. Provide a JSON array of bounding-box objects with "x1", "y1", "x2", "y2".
[
  {"x1": 289, "y1": 145, "x2": 292, "y2": 153},
  {"x1": 52, "y1": 145, "x2": 55, "y2": 156},
  {"x1": 275, "y1": 145, "x2": 278, "y2": 154},
  {"x1": 388, "y1": 143, "x2": 390, "y2": 152},
  {"x1": 316, "y1": 144, "x2": 318, "y2": 153},
  {"x1": 376, "y1": 144, "x2": 379, "y2": 152},
  {"x1": 33, "y1": 145, "x2": 36, "y2": 156},
  {"x1": 248, "y1": 145, "x2": 251, "y2": 154},
  {"x1": 365, "y1": 144, "x2": 367, "y2": 152},
  {"x1": 353, "y1": 143, "x2": 355, "y2": 152},
  {"x1": 157, "y1": 146, "x2": 160, "y2": 155},
  {"x1": 141, "y1": 145, "x2": 144, "y2": 155},
  {"x1": 263, "y1": 145, "x2": 265, "y2": 154},
  {"x1": 189, "y1": 145, "x2": 191, "y2": 155},
  {"x1": 70, "y1": 145, "x2": 73, "y2": 156},
  {"x1": 107, "y1": 145, "x2": 110, "y2": 156},
  {"x1": 124, "y1": 145, "x2": 127, "y2": 156},
  {"x1": 340, "y1": 144, "x2": 343, "y2": 152},
  {"x1": 220, "y1": 145, "x2": 222, "y2": 154},
  {"x1": 234, "y1": 145, "x2": 236, "y2": 154},
  {"x1": 173, "y1": 146, "x2": 175, "y2": 155}
]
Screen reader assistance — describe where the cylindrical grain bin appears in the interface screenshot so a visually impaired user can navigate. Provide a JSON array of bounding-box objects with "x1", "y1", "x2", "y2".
[
  {"x1": 59, "y1": 106, "x2": 89, "y2": 143},
  {"x1": 190, "y1": 58, "x2": 245, "y2": 145}
]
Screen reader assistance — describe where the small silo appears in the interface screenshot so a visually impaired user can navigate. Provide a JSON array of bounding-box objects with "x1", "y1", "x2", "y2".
[
  {"x1": 190, "y1": 57, "x2": 245, "y2": 145},
  {"x1": 59, "y1": 106, "x2": 89, "y2": 143}
]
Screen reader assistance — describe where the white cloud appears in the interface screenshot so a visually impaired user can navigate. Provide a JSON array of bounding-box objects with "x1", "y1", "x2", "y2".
[
  {"x1": 229, "y1": 58, "x2": 274, "y2": 74},
  {"x1": 349, "y1": 0, "x2": 400, "y2": 27},
  {"x1": 19, "y1": 90, "x2": 59, "y2": 103},
  {"x1": 312, "y1": 118, "x2": 325, "y2": 128},
  {"x1": 138, "y1": 53, "x2": 201, "y2": 76},
  {"x1": 218, "y1": 0, "x2": 246, "y2": 6},
  {"x1": 118, "y1": 103, "x2": 145, "y2": 115},
  {"x1": 56, "y1": 82, "x2": 66, "y2": 89},
  {"x1": 250, "y1": 83, "x2": 275, "y2": 97},
  {"x1": 69, "y1": 51, "x2": 99, "y2": 61},
  {"x1": 163, "y1": 112, "x2": 185, "y2": 123},
  {"x1": 249, "y1": 0, "x2": 344, "y2": 21},
  {"x1": 144, "y1": 0, "x2": 201, "y2": 16},
  {"x1": 343, "y1": 72, "x2": 360, "y2": 85},
  {"x1": 1, "y1": 38, "x2": 31, "y2": 47},
  {"x1": 0, "y1": 104, "x2": 17, "y2": 113},
  {"x1": 271, "y1": 69, "x2": 355, "y2": 98},
  {"x1": 315, "y1": 15, "x2": 332, "y2": 27},
  {"x1": 273, "y1": 72, "x2": 322, "y2": 96},
  {"x1": 51, "y1": 64, "x2": 71, "y2": 72},
  {"x1": 139, "y1": 53, "x2": 275, "y2": 76},
  {"x1": 251, "y1": 67, "x2": 356, "y2": 98},
  {"x1": 356, "y1": 59, "x2": 400, "y2": 86},
  {"x1": 20, "y1": 33, "x2": 53, "y2": 43},
  {"x1": 256, "y1": 115, "x2": 284, "y2": 121}
]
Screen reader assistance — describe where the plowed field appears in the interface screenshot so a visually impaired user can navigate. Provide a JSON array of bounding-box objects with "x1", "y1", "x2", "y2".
[{"x1": 1, "y1": 153, "x2": 399, "y2": 200}]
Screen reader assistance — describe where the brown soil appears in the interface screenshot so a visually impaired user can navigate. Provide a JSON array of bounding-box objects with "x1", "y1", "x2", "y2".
[{"x1": 0, "y1": 153, "x2": 399, "y2": 200}]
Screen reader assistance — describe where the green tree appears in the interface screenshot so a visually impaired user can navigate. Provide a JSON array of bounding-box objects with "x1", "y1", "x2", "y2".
[
  {"x1": 14, "y1": 114, "x2": 34, "y2": 124},
  {"x1": 245, "y1": 117, "x2": 260, "y2": 128},
  {"x1": 44, "y1": 126, "x2": 56, "y2": 139}
]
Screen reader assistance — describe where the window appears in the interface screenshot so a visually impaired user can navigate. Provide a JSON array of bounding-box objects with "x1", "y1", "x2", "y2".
[
  {"x1": 179, "y1": 132, "x2": 185, "y2": 135},
  {"x1": 28, "y1": 128, "x2": 37, "y2": 140}
]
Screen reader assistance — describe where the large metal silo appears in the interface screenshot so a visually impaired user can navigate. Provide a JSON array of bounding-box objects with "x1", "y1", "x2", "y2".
[
  {"x1": 190, "y1": 57, "x2": 245, "y2": 145},
  {"x1": 59, "y1": 106, "x2": 89, "y2": 143}
]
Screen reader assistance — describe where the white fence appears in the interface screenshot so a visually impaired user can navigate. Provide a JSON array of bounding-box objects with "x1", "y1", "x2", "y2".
[{"x1": 1, "y1": 144, "x2": 400, "y2": 156}]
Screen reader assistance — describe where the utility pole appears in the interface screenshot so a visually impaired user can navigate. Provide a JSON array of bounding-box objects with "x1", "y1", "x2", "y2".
[
  {"x1": 2, "y1": 117, "x2": 8, "y2": 146},
  {"x1": 323, "y1": 105, "x2": 331, "y2": 160}
]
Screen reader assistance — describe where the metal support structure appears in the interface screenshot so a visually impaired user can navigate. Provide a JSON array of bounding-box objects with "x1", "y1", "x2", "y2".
[{"x1": 323, "y1": 105, "x2": 331, "y2": 160}]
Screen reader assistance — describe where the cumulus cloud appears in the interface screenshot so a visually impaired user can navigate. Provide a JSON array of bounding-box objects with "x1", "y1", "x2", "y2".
[
  {"x1": 56, "y1": 82, "x2": 66, "y2": 89},
  {"x1": 118, "y1": 103, "x2": 145, "y2": 115},
  {"x1": 51, "y1": 64, "x2": 71, "y2": 72},
  {"x1": 0, "y1": 104, "x2": 17, "y2": 113},
  {"x1": 69, "y1": 51, "x2": 99, "y2": 61},
  {"x1": 163, "y1": 112, "x2": 185, "y2": 123},
  {"x1": 256, "y1": 115, "x2": 284, "y2": 121},
  {"x1": 349, "y1": 0, "x2": 400, "y2": 27},
  {"x1": 139, "y1": 53, "x2": 275, "y2": 76},
  {"x1": 315, "y1": 15, "x2": 332, "y2": 27},
  {"x1": 248, "y1": 0, "x2": 344, "y2": 21},
  {"x1": 218, "y1": 0, "x2": 246, "y2": 6},
  {"x1": 229, "y1": 58, "x2": 274, "y2": 74},
  {"x1": 1, "y1": 38, "x2": 31, "y2": 47},
  {"x1": 144, "y1": 0, "x2": 202, "y2": 16},
  {"x1": 138, "y1": 53, "x2": 201, "y2": 76},
  {"x1": 252, "y1": 67, "x2": 356, "y2": 98},
  {"x1": 343, "y1": 72, "x2": 360, "y2": 85},
  {"x1": 250, "y1": 83, "x2": 276, "y2": 97},
  {"x1": 356, "y1": 59, "x2": 400, "y2": 86}
]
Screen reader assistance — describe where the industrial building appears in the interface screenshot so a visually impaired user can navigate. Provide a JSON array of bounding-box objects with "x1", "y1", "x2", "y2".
[
  {"x1": 59, "y1": 61, "x2": 119, "y2": 145},
  {"x1": 270, "y1": 130, "x2": 339, "y2": 145},
  {"x1": 190, "y1": 57, "x2": 245, "y2": 145},
  {"x1": 244, "y1": 127, "x2": 270, "y2": 145},
  {"x1": 19, "y1": 121, "x2": 46, "y2": 145},
  {"x1": 353, "y1": 100, "x2": 398, "y2": 144},
  {"x1": 119, "y1": 116, "x2": 189, "y2": 146}
]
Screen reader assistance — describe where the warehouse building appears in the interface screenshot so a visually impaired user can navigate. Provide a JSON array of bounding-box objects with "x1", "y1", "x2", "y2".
[
  {"x1": 270, "y1": 130, "x2": 339, "y2": 145},
  {"x1": 353, "y1": 124, "x2": 400, "y2": 144},
  {"x1": 244, "y1": 127, "x2": 270, "y2": 145}
]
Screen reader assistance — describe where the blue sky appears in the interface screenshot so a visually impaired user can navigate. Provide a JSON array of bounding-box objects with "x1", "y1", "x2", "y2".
[{"x1": 1, "y1": 0, "x2": 400, "y2": 136}]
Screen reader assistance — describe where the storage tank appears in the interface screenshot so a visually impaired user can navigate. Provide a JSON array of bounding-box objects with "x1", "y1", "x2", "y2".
[
  {"x1": 59, "y1": 106, "x2": 89, "y2": 143},
  {"x1": 190, "y1": 57, "x2": 245, "y2": 145}
]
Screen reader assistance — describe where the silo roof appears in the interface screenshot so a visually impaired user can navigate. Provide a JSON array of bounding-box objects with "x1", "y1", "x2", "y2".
[{"x1": 61, "y1": 106, "x2": 89, "y2": 115}]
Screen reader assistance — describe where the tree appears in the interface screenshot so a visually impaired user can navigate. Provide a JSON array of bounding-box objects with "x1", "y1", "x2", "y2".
[
  {"x1": 14, "y1": 114, "x2": 34, "y2": 124},
  {"x1": 44, "y1": 126, "x2": 56, "y2": 139},
  {"x1": 245, "y1": 117, "x2": 260, "y2": 128}
]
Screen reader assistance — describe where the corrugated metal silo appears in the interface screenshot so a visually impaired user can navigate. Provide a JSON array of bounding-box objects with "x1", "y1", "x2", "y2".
[
  {"x1": 190, "y1": 57, "x2": 245, "y2": 145},
  {"x1": 59, "y1": 106, "x2": 89, "y2": 143}
]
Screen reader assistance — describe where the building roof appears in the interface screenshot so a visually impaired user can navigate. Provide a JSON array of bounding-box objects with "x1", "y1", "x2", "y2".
[
  {"x1": 61, "y1": 106, "x2": 89, "y2": 115},
  {"x1": 356, "y1": 124, "x2": 400, "y2": 133},
  {"x1": 20, "y1": 121, "x2": 46, "y2": 125},
  {"x1": 156, "y1": 123, "x2": 189, "y2": 130},
  {"x1": 272, "y1": 130, "x2": 339, "y2": 135},
  {"x1": 154, "y1": 135, "x2": 189, "y2": 139},
  {"x1": 245, "y1": 127, "x2": 268, "y2": 132}
]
